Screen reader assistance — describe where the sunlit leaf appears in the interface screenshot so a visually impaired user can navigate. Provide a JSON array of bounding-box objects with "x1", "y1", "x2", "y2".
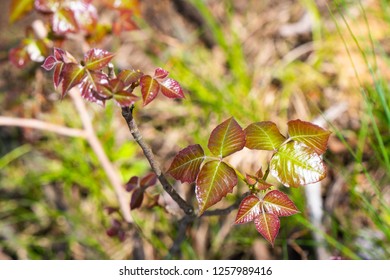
[
  {"x1": 245, "y1": 174, "x2": 257, "y2": 185},
  {"x1": 42, "y1": 55, "x2": 57, "y2": 71},
  {"x1": 168, "y1": 144, "x2": 205, "y2": 183},
  {"x1": 154, "y1": 67, "x2": 169, "y2": 79},
  {"x1": 52, "y1": 7, "x2": 78, "y2": 34},
  {"x1": 269, "y1": 142, "x2": 326, "y2": 187},
  {"x1": 140, "y1": 75, "x2": 160, "y2": 106},
  {"x1": 140, "y1": 173, "x2": 157, "y2": 188},
  {"x1": 288, "y1": 119, "x2": 331, "y2": 155},
  {"x1": 84, "y1": 48, "x2": 114, "y2": 71},
  {"x1": 196, "y1": 160, "x2": 237, "y2": 215},
  {"x1": 130, "y1": 188, "x2": 144, "y2": 210},
  {"x1": 118, "y1": 69, "x2": 143, "y2": 87},
  {"x1": 254, "y1": 212, "x2": 280, "y2": 246},
  {"x1": 34, "y1": 0, "x2": 58, "y2": 13},
  {"x1": 9, "y1": 0, "x2": 34, "y2": 23},
  {"x1": 113, "y1": 91, "x2": 138, "y2": 107},
  {"x1": 235, "y1": 195, "x2": 261, "y2": 224},
  {"x1": 61, "y1": 63, "x2": 85, "y2": 96},
  {"x1": 79, "y1": 71, "x2": 109, "y2": 104},
  {"x1": 160, "y1": 78, "x2": 184, "y2": 99},
  {"x1": 245, "y1": 121, "x2": 286, "y2": 151},
  {"x1": 263, "y1": 190, "x2": 299, "y2": 216},
  {"x1": 70, "y1": 1, "x2": 98, "y2": 33},
  {"x1": 208, "y1": 117, "x2": 246, "y2": 158}
]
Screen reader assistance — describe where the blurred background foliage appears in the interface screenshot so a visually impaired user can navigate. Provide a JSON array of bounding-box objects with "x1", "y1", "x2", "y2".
[{"x1": 0, "y1": 0, "x2": 389, "y2": 259}]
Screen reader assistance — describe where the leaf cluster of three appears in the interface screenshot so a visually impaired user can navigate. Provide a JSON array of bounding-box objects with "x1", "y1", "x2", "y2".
[{"x1": 168, "y1": 117, "x2": 331, "y2": 245}]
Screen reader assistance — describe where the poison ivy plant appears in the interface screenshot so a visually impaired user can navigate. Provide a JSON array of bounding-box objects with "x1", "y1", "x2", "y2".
[{"x1": 168, "y1": 118, "x2": 330, "y2": 245}]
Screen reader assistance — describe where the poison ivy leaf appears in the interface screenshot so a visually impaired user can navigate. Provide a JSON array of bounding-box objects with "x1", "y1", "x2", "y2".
[
  {"x1": 140, "y1": 173, "x2": 157, "y2": 188},
  {"x1": 168, "y1": 144, "x2": 205, "y2": 183},
  {"x1": 125, "y1": 176, "x2": 139, "y2": 192},
  {"x1": 42, "y1": 55, "x2": 57, "y2": 71},
  {"x1": 269, "y1": 142, "x2": 326, "y2": 187},
  {"x1": 118, "y1": 69, "x2": 143, "y2": 87},
  {"x1": 235, "y1": 195, "x2": 261, "y2": 224},
  {"x1": 103, "y1": 0, "x2": 140, "y2": 11},
  {"x1": 160, "y1": 78, "x2": 184, "y2": 99},
  {"x1": 52, "y1": 7, "x2": 78, "y2": 34},
  {"x1": 254, "y1": 212, "x2": 280, "y2": 246},
  {"x1": 130, "y1": 188, "x2": 144, "y2": 210},
  {"x1": 208, "y1": 117, "x2": 246, "y2": 158},
  {"x1": 154, "y1": 67, "x2": 169, "y2": 80},
  {"x1": 196, "y1": 160, "x2": 237, "y2": 215},
  {"x1": 140, "y1": 75, "x2": 160, "y2": 106},
  {"x1": 245, "y1": 174, "x2": 257, "y2": 185},
  {"x1": 9, "y1": 0, "x2": 34, "y2": 23},
  {"x1": 288, "y1": 119, "x2": 331, "y2": 155},
  {"x1": 84, "y1": 48, "x2": 114, "y2": 71},
  {"x1": 256, "y1": 180, "x2": 273, "y2": 191},
  {"x1": 53, "y1": 63, "x2": 64, "y2": 88},
  {"x1": 9, "y1": 46, "x2": 30, "y2": 68},
  {"x1": 113, "y1": 91, "x2": 138, "y2": 107},
  {"x1": 34, "y1": 0, "x2": 58, "y2": 13},
  {"x1": 70, "y1": 1, "x2": 98, "y2": 33},
  {"x1": 61, "y1": 63, "x2": 85, "y2": 97},
  {"x1": 263, "y1": 190, "x2": 299, "y2": 216},
  {"x1": 112, "y1": 10, "x2": 138, "y2": 35},
  {"x1": 79, "y1": 71, "x2": 109, "y2": 103},
  {"x1": 245, "y1": 121, "x2": 286, "y2": 151}
]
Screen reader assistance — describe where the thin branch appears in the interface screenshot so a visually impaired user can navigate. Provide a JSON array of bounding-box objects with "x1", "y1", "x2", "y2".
[
  {"x1": 69, "y1": 89, "x2": 133, "y2": 224},
  {"x1": 121, "y1": 106, "x2": 194, "y2": 216},
  {"x1": 0, "y1": 116, "x2": 86, "y2": 138}
]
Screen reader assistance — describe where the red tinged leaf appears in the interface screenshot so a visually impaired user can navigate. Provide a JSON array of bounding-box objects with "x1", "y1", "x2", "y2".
[
  {"x1": 34, "y1": 0, "x2": 58, "y2": 13},
  {"x1": 130, "y1": 188, "x2": 144, "y2": 210},
  {"x1": 288, "y1": 119, "x2": 331, "y2": 155},
  {"x1": 112, "y1": 10, "x2": 138, "y2": 35},
  {"x1": 196, "y1": 160, "x2": 237, "y2": 215},
  {"x1": 245, "y1": 121, "x2": 286, "y2": 151},
  {"x1": 61, "y1": 63, "x2": 85, "y2": 96},
  {"x1": 269, "y1": 142, "x2": 326, "y2": 187},
  {"x1": 42, "y1": 55, "x2": 57, "y2": 70},
  {"x1": 168, "y1": 144, "x2": 205, "y2": 183},
  {"x1": 9, "y1": 46, "x2": 30, "y2": 68},
  {"x1": 256, "y1": 180, "x2": 273, "y2": 191},
  {"x1": 208, "y1": 117, "x2": 246, "y2": 158},
  {"x1": 9, "y1": 0, "x2": 34, "y2": 23},
  {"x1": 84, "y1": 48, "x2": 115, "y2": 71},
  {"x1": 53, "y1": 63, "x2": 64, "y2": 88},
  {"x1": 104, "y1": 0, "x2": 140, "y2": 11},
  {"x1": 255, "y1": 167, "x2": 263, "y2": 179},
  {"x1": 79, "y1": 71, "x2": 109, "y2": 102},
  {"x1": 263, "y1": 190, "x2": 300, "y2": 217},
  {"x1": 160, "y1": 78, "x2": 185, "y2": 99},
  {"x1": 140, "y1": 173, "x2": 157, "y2": 188},
  {"x1": 113, "y1": 91, "x2": 138, "y2": 107},
  {"x1": 140, "y1": 75, "x2": 160, "y2": 106},
  {"x1": 245, "y1": 174, "x2": 257, "y2": 185},
  {"x1": 154, "y1": 67, "x2": 169, "y2": 79},
  {"x1": 118, "y1": 69, "x2": 143, "y2": 86},
  {"x1": 235, "y1": 195, "x2": 261, "y2": 224},
  {"x1": 52, "y1": 8, "x2": 78, "y2": 34},
  {"x1": 125, "y1": 176, "x2": 139, "y2": 192},
  {"x1": 70, "y1": 1, "x2": 98, "y2": 33},
  {"x1": 254, "y1": 212, "x2": 280, "y2": 246}
]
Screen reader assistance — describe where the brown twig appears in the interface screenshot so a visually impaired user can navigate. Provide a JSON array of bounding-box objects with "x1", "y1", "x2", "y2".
[
  {"x1": 0, "y1": 116, "x2": 87, "y2": 138},
  {"x1": 121, "y1": 106, "x2": 194, "y2": 216}
]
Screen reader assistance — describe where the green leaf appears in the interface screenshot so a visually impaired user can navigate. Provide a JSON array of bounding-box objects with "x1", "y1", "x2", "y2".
[
  {"x1": 9, "y1": 0, "x2": 34, "y2": 23},
  {"x1": 84, "y1": 48, "x2": 115, "y2": 71},
  {"x1": 168, "y1": 144, "x2": 205, "y2": 183},
  {"x1": 52, "y1": 7, "x2": 78, "y2": 34},
  {"x1": 208, "y1": 117, "x2": 246, "y2": 158},
  {"x1": 140, "y1": 75, "x2": 160, "y2": 106},
  {"x1": 245, "y1": 121, "x2": 286, "y2": 150},
  {"x1": 269, "y1": 142, "x2": 326, "y2": 187},
  {"x1": 61, "y1": 63, "x2": 85, "y2": 97},
  {"x1": 263, "y1": 190, "x2": 300, "y2": 216},
  {"x1": 254, "y1": 212, "x2": 280, "y2": 246},
  {"x1": 235, "y1": 195, "x2": 261, "y2": 224},
  {"x1": 196, "y1": 160, "x2": 237, "y2": 215},
  {"x1": 288, "y1": 119, "x2": 331, "y2": 155}
]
